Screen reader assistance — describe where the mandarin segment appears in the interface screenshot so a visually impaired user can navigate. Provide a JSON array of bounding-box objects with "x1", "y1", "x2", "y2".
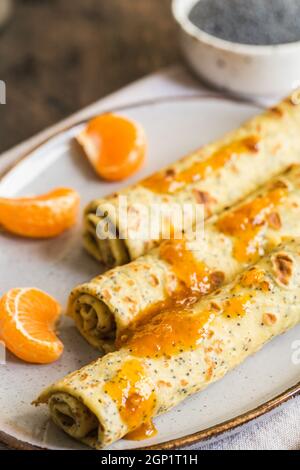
[
  {"x1": 0, "y1": 188, "x2": 80, "y2": 238},
  {"x1": 0, "y1": 288, "x2": 63, "y2": 364},
  {"x1": 77, "y1": 113, "x2": 147, "y2": 181}
]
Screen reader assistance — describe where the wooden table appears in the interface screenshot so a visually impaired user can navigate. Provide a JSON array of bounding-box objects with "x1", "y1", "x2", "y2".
[{"x1": 0, "y1": 0, "x2": 179, "y2": 153}]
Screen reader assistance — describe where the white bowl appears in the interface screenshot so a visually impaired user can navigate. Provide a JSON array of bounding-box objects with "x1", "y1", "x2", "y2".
[{"x1": 172, "y1": 0, "x2": 300, "y2": 97}]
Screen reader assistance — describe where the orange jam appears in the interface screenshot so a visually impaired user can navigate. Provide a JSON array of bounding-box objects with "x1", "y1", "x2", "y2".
[
  {"x1": 104, "y1": 359, "x2": 156, "y2": 432},
  {"x1": 159, "y1": 239, "x2": 224, "y2": 294},
  {"x1": 240, "y1": 267, "x2": 270, "y2": 292},
  {"x1": 119, "y1": 289, "x2": 255, "y2": 358},
  {"x1": 142, "y1": 136, "x2": 260, "y2": 194},
  {"x1": 216, "y1": 187, "x2": 287, "y2": 263},
  {"x1": 125, "y1": 420, "x2": 158, "y2": 441},
  {"x1": 222, "y1": 294, "x2": 251, "y2": 319},
  {"x1": 122, "y1": 239, "x2": 225, "y2": 332},
  {"x1": 119, "y1": 309, "x2": 213, "y2": 358},
  {"x1": 125, "y1": 288, "x2": 200, "y2": 336}
]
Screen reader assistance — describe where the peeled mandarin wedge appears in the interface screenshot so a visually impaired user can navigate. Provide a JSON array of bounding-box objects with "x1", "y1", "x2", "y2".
[
  {"x1": 0, "y1": 288, "x2": 63, "y2": 364},
  {"x1": 0, "y1": 188, "x2": 80, "y2": 238},
  {"x1": 77, "y1": 113, "x2": 147, "y2": 181}
]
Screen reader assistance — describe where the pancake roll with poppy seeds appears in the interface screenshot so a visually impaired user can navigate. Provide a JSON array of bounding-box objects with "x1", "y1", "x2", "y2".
[
  {"x1": 70, "y1": 165, "x2": 300, "y2": 351},
  {"x1": 36, "y1": 239, "x2": 300, "y2": 449}
]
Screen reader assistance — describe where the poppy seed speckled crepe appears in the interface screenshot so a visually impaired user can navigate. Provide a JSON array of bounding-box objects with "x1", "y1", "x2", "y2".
[
  {"x1": 69, "y1": 165, "x2": 300, "y2": 351},
  {"x1": 36, "y1": 240, "x2": 300, "y2": 449}
]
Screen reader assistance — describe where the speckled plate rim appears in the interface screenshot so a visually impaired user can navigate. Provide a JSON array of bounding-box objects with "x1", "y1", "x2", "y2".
[{"x1": 2, "y1": 93, "x2": 297, "y2": 452}]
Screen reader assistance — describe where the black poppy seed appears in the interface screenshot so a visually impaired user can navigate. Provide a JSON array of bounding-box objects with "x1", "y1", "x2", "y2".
[{"x1": 189, "y1": 0, "x2": 300, "y2": 46}]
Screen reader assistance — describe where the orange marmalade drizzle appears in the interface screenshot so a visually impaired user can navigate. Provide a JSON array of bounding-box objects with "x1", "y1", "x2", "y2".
[
  {"x1": 125, "y1": 420, "x2": 158, "y2": 441},
  {"x1": 104, "y1": 359, "x2": 157, "y2": 437},
  {"x1": 159, "y1": 238, "x2": 218, "y2": 294},
  {"x1": 120, "y1": 291, "x2": 254, "y2": 358},
  {"x1": 122, "y1": 239, "x2": 225, "y2": 332},
  {"x1": 240, "y1": 267, "x2": 270, "y2": 292},
  {"x1": 119, "y1": 308, "x2": 213, "y2": 358},
  {"x1": 142, "y1": 136, "x2": 260, "y2": 194},
  {"x1": 222, "y1": 294, "x2": 251, "y2": 319},
  {"x1": 216, "y1": 187, "x2": 287, "y2": 263}
]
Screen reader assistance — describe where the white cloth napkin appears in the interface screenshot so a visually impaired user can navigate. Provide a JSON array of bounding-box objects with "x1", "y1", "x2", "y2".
[{"x1": 0, "y1": 65, "x2": 299, "y2": 451}]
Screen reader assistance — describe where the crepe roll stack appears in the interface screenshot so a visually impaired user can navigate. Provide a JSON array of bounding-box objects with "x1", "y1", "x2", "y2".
[
  {"x1": 36, "y1": 239, "x2": 300, "y2": 449},
  {"x1": 84, "y1": 95, "x2": 300, "y2": 267},
  {"x1": 69, "y1": 165, "x2": 300, "y2": 351}
]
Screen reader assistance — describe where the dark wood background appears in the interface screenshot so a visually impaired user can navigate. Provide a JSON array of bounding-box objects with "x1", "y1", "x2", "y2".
[{"x1": 0, "y1": 0, "x2": 179, "y2": 153}]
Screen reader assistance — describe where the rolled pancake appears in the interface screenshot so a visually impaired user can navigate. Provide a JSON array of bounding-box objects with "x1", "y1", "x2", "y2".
[
  {"x1": 37, "y1": 240, "x2": 300, "y2": 449},
  {"x1": 70, "y1": 165, "x2": 300, "y2": 351},
  {"x1": 84, "y1": 95, "x2": 300, "y2": 267}
]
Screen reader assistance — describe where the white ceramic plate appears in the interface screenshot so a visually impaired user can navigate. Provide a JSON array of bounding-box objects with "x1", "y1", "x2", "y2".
[{"x1": 0, "y1": 96, "x2": 299, "y2": 450}]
